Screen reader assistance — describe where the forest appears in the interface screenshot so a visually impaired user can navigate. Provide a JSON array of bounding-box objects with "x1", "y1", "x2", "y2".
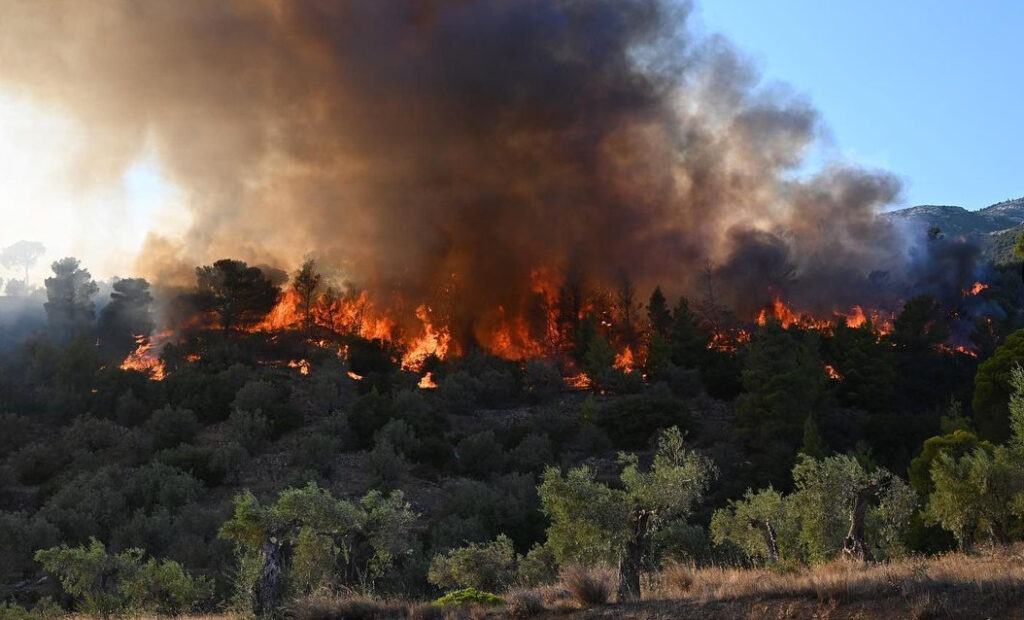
[{"x1": 3, "y1": 239, "x2": 1024, "y2": 619}]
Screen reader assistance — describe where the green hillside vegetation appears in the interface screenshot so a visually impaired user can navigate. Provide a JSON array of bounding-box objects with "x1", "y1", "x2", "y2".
[{"x1": 3, "y1": 251, "x2": 1024, "y2": 618}]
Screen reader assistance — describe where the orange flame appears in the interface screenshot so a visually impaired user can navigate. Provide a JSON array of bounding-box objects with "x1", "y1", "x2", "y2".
[
  {"x1": 119, "y1": 333, "x2": 168, "y2": 381},
  {"x1": 614, "y1": 346, "x2": 635, "y2": 373},
  {"x1": 401, "y1": 305, "x2": 451, "y2": 370},
  {"x1": 964, "y1": 281, "x2": 989, "y2": 296},
  {"x1": 288, "y1": 359, "x2": 311, "y2": 375},
  {"x1": 347, "y1": 370, "x2": 363, "y2": 381},
  {"x1": 823, "y1": 363, "x2": 842, "y2": 380},
  {"x1": 418, "y1": 371, "x2": 437, "y2": 389}
]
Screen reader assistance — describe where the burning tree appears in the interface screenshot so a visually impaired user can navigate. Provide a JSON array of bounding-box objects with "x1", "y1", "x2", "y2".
[{"x1": 193, "y1": 259, "x2": 281, "y2": 332}]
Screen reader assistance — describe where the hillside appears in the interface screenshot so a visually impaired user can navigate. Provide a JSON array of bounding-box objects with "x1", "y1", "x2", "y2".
[{"x1": 885, "y1": 196, "x2": 1024, "y2": 264}]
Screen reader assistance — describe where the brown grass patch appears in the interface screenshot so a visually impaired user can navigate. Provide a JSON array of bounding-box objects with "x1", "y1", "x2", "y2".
[{"x1": 558, "y1": 565, "x2": 615, "y2": 608}]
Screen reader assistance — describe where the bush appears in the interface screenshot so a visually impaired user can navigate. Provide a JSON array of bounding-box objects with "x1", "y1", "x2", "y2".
[
  {"x1": 0, "y1": 597, "x2": 62, "y2": 620},
  {"x1": 144, "y1": 406, "x2": 200, "y2": 450},
  {"x1": 456, "y1": 430, "x2": 505, "y2": 477},
  {"x1": 591, "y1": 391, "x2": 692, "y2": 449},
  {"x1": 367, "y1": 439, "x2": 411, "y2": 489},
  {"x1": 524, "y1": 360, "x2": 562, "y2": 402},
  {"x1": 559, "y1": 565, "x2": 613, "y2": 607},
  {"x1": 290, "y1": 433, "x2": 341, "y2": 477},
  {"x1": 517, "y1": 543, "x2": 558, "y2": 587},
  {"x1": 9, "y1": 441, "x2": 66, "y2": 485},
  {"x1": 155, "y1": 442, "x2": 248, "y2": 486},
  {"x1": 428, "y1": 535, "x2": 518, "y2": 592},
  {"x1": 229, "y1": 407, "x2": 271, "y2": 452},
  {"x1": 433, "y1": 587, "x2": 504, "y2": 608},
  {"x1": 34, "y1": 538, "x2": 213, "y2": 616},
  {"x1": 506, "y1": 588, "x2": 546, "y2": 618}
]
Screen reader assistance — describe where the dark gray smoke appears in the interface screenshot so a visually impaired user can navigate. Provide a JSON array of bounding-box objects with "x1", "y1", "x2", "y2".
[{"x1": 0, "y1": 0, "x2": 928, "y2": 344}]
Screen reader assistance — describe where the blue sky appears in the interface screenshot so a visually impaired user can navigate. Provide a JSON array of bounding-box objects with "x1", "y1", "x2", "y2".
[{"x1": 696, "y1": 1, "x2": 1023, "y2": 210}]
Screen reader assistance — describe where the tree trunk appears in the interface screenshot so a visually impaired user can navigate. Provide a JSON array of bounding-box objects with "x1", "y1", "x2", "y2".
[
  {"x1": 842, "y1": 483, "x2": 879, "y2": 563},
  {"x1": 253, "y1": 528, "x2": 285, "y2": 617},
  {"x1": 750, "y1": 518, "x2": 779, "y2": 563},
  {"x1": 617, "y1": 509, "x2": 650, "y2": 602}
]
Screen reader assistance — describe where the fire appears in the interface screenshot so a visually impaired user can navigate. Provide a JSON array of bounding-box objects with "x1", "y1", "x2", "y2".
[
  {"x1": 756, "y1": 297, "x2": 893, "y2": 335},
  {"x1": 614, "y1": 346, "x2": 636, "y2": 373},
  {"x1": 418, "y1": 372, "x2": 437, "y2": 389},
  {"x1": 401, "y1": 305, "x2": 451, "y2": 370},
  {"x1": 288, "y1": 359, "x2": 311, "y2": 375},
  {"x1": 564, "y1": 372, "x2": 592, "y2": 389},
  {"x1": 347, "y1": 370, "x2": 363, "y2": 381},
  {"x1": 937, "y1": 344, "x2": 978, "y2": 358},
  {"x1": 119, "y1": 333, "x2": 167, "y2": 381},
  {"x1": 823, "y1": 363, "x2": 842, "y2": 380},
  {"x1": 964, "y1": 281, "x2": 989, "y2": 296}
]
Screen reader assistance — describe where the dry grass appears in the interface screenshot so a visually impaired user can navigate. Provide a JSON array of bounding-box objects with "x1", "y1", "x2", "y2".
[
  {"x1": 558, "y1": 565, "x2": 615, "y2": 608},
  {"x1": 504, "y1": 589, "x2": 545, "y2": 619},
  {"x1": 286, "y1": 594, "x2": 445, "y2": 620},
  {"x1": 648, "y1": 544, "x2": 1024, "y2": 605}
]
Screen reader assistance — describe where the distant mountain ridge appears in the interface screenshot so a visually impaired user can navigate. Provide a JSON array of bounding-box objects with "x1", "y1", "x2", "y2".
[
  {"x1": 885, "y1": 197, "x2": 1024, "y2": 237},
  {"x1": 884, "y1": 197, "x2": 1024, "y2": 264}
]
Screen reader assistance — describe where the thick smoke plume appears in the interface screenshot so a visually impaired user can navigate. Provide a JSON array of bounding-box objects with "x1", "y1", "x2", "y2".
[{"x1": 1, "y1": 0, "x2": 947, "y2": 346}]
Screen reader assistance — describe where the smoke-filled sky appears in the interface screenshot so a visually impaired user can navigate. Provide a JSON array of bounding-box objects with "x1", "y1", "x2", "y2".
[{"x1": 0, "y1": 0, "x2": 1009, "y2": 333}]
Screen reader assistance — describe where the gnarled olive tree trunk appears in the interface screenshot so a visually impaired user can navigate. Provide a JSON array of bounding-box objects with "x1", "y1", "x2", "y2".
[
  {"x1": 617, "y1": 509, "x2": 651, "y2": 602},
  {"x1": 253, "y1": 527, "x2": 286, "y2": 617}
]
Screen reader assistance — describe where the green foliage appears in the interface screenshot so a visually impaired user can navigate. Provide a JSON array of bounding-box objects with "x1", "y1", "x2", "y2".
[
  {"x1": 428, "y1": 535, "x2": 518, "y2": 592},
  {"x1": 144, "y1": 406, "x2": 200, "y2": 450},
  {"x1": 711, "y1": 487, "x2": 797, "y2": 563},
  {"x1": 433, "y1": 588, "x2": 504, "y2": 607},
  {"x1": 44, "y1": 257, "x2": 98, "y2": 340},
  {"x1": 0, "y1": 597, "x2": 62, "y2": 620},
  {"x1": 0, "y1": 512, "x2": 60, "y2": 579},
  {"x1": 34, "y1": 538, "x2": 212, "y2": 617},
  {"x1": 219, "y1": 483, "x2": 418, "y2": 596},
  {"x1": 367, "y1": 439, "x2": 411, "y2": 489},
  {"x1": 735, "y1": 323, "x2": 825, "y2": 486},
  {"x1": 539, "y1": 427, "x2": 714, "y2": 568},
  {"x1": 714, "y1": 455, "x2": 917, "y2": 565},
  {"x1": 973, "y1": 331, "x2": 1024, "y2": 441},
  {"x1": 456, "y1": 430, "x2": 506, "y2": 477},
  {"x1": 590, "y1": 388, "x2": 692, "y2": 449},
  {"x1": 669, "y1": 297, "x2": 710, "y2": 369},
  {"x1": 908, "y1": 429, "x2": 988, "y2": 495},
  {"x1": 925, "y1": 445, "x2": 1024, "y2": 549}
]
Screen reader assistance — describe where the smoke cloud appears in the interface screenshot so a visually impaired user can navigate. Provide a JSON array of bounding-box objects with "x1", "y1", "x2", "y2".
[{"x1": 0, "y1": 0, "x2": 938, "y2": 344}]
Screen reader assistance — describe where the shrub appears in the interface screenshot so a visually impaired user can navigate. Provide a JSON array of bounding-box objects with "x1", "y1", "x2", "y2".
[
  {"x1": 591, "y1": 391, "x2": 692, "y2": 449},
  {"x1": 155, "y1": 442, "x2": 248, "y2": 486},
  {"x1": 9, "y1": 441, "x2": 66, "y2": 485},
  {"x1": 368, "y1": 438, "x2": 411, "y2": 489},
  {"x1": 456, "y1": 430, "x2": 505, "y2": 477},
  {"x1": 517, "y1": 543, "x2": 558, "y2": 587},
  {"x1": 559, "y1": 565, "x2": 613, "y2": 607},
  {"x1": 229, "y1": 407, "x2": 271, "y2": 452},
  {"x1": 506, "y1": 588, "x2": 546, "y2": 618},
  {"x1": 0, "y1": 597, "x2": 62, "y2": 620},
  {"x1": 433, "y1": 587, "x2": 504, "y2": 608},
  {"x1": 143, "y1": 406, "x2": 200, "y2": 450},
  {"x1": 290, "y1": 433, "x2": 341, "y2": 477},
  {"x1": 34, "y1": 538, "x2": 213, "y2": 616},
  {"x1": 428, "y1": 535, "x2": 519, "y2": 592},
  {"x1": 509, "y1": 433, "x2": 554, "y2": 473},
  {"x1": 524, "y1": 360, "x2": 562, "y2": 402}
]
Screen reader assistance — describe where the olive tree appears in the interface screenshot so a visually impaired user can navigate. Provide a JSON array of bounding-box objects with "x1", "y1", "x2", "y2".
[
  {"x1": 538, "y1": 427, "x2": 715, "y2": 601},
  {"x1": 219, "y1": 483, "x2": 416, "y2": 616}
]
